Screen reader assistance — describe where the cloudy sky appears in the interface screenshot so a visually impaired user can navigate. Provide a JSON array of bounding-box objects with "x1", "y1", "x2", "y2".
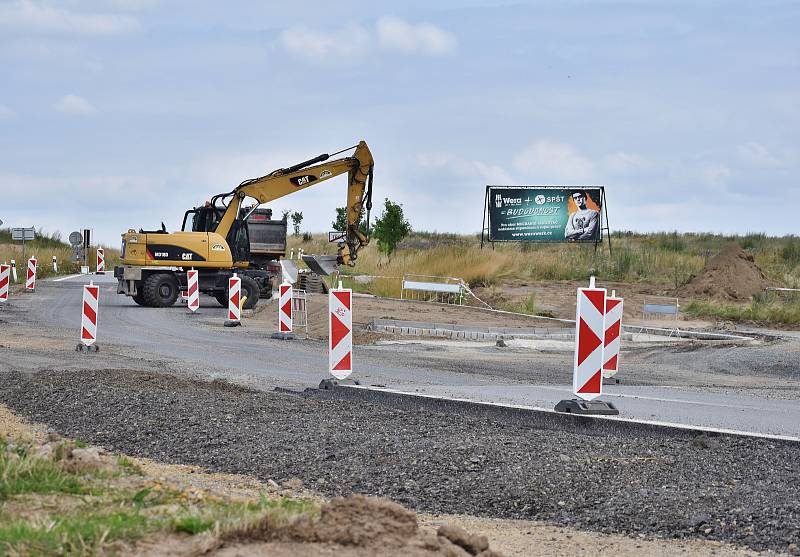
[{"x1": 1, "y1": 0, "x2": 798, "y2": 245}]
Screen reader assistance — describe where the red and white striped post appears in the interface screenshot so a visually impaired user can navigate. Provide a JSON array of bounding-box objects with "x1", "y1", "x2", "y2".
[
  {"x1": 227, "y1": 274, "x2": 241, "y2": 324},
  {"x1": 25, "y1": 258, "x2": 37, "y2": 291},
  {"x1": 79, "y1": 281, "x2": 100, "y2": 351},
  {"x1": 186, "y1": 269, "x2": 199, "y2": 312},
  {"x1": 279, "y1": 282, "x2": 293, "y2": 333},
  {"x1": 602, "y1": 291, "x2": 624, "y2": 379},
  {"x1": 96, "y1": 248, "x2": 105, "y2": 274},
  {"x1": 0, "y1": 264, "x2": 10, "y2": 303},
  {"x1": 329, "y1": 284, "x2": 353, "y2": 379},
  {"x1": 573, "y1": 277, "x2": 606, "y2": 400}
]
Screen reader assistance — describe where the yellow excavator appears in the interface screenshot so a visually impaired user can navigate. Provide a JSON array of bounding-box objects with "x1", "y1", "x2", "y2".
[{"x1": 114, "y1": 141, "x2": 374, "y2": 308}]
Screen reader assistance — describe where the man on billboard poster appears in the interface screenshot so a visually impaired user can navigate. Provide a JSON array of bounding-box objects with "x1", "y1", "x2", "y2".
[{"x1": 565, "y1": 190, "x2": 600, "y2": 241}]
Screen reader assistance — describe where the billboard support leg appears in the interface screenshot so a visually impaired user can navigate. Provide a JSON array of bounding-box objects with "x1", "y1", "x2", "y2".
[
  {"x1": 481, "y1": 187, "x2": 489, "y2": 249},
  {"x1": 601, "y1": 187, "x2": 613, "y2": 256}
]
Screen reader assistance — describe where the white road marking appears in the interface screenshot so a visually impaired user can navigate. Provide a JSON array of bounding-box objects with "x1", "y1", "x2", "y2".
[
  {"x1": 52, "y1": 274, "x2": 82, "y2": 282},
  {"x1": 343, "y1": 384, "x2": 800, "y2": 443}
]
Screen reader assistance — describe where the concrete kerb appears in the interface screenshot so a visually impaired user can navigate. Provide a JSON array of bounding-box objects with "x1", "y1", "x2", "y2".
[{"x1": 303, "y1": 383, "x2": 800, "y2": 446}]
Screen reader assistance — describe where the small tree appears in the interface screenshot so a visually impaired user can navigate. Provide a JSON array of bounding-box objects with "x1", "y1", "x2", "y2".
[
  {"x1": 332, "y1": 207, "x2": 348, "y2": 232},
  {"x1": 290, "y1": 211, "x2": 303, "y2": 236},
  {"x1": 281, "y1": 209, "x2": 290, "y2": 221},
  {"x1": 372, "y1": 198, "x2": 411, "y2": 259}
]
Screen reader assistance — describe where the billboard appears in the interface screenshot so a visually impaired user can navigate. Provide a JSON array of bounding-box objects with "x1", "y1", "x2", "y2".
[{"x1": 486, "y1": 186, "x2": 604, "y2": 242}]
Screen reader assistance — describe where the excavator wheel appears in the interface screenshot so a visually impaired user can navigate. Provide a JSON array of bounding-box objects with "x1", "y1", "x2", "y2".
[
  {"x1": 132, "y1": 291, "x2": 147, "y2": 306},
  {"x1": 142, "y1": 273, "x2": 180, "y2": 308},
  {"x1": 215, "y1": 276, "x2": 259, "y2": 310}
]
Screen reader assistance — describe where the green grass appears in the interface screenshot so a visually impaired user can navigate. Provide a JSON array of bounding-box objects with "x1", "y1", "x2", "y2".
[
  {"x1": 0, "y1": 441, "x2": 87, "y2": 501},
  {"x1": 173, "y1": 515, "x2": 215, "y2": 535},
  {"x1": 685, "y1": 294, "x2": 800, "y2": 325}
]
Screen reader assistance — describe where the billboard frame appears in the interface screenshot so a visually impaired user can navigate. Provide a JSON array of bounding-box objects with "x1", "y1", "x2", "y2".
[{"x1": 481, "y1": 185, "x2": 612, "y2": 254}]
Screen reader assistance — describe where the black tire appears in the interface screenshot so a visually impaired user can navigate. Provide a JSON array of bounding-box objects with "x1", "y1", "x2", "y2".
[
  {"x1": 215, "y1": 276, "x2": 259, "y2": 310},
  {"x1": 240, "y1": 276, "x2": 259, "y2": 310},
  {"x1": 142, "y1": 273, "x2": 179, "y2": 307},
  {"x1": 132, "y1": 291, "x2": 147, "y2": 306}
]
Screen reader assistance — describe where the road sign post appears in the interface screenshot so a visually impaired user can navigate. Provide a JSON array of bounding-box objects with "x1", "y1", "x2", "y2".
[
  {"x1": 25, "y1": 258, "x2": 37, "y2": 291},
  {"x1": 77, "y1": 282, "x2": 100, "y2": 352},
  {"x1": 186, "y1": 269, "x2": 199, "y2": 313},
  {"x1": 224, "y1": 274, "x2": 241, "y2": 327},
  {"x1": 328, "y1": 285, "x2": 353, "y2": 380},
  {"x1": 0, "y1": 264, "x2": 9, "y2": 304},
  {"x1": 96, "y1": 248, "x2": 105, "y2": 274},
  {"x1": 555, "y1": 277, "x2": 619, "y2": 415},
  {"x1": 12, "y1": 227, "x2": 35, "y2": 264},
  {"x1": 602, "y1": 291, "x2": 624, "y2": 380},
  {"x1": 271, "y1": 282, "x2": 295, "y2": 340}
]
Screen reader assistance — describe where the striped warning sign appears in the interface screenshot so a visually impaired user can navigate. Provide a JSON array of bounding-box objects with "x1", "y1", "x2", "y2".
[
  {"x1": 228, "y1": 275, "x2": 241, "y2": 323},
  {"x1": 81, "y1": 283, "x2": 99, "y2": 346},
  {"x1": 279, "y1": 282, "x2": 292, "y2": 333},
  {"x1": 0, "y1": 264, "x2": 9, "y2": 302},
  {"x1": 25, "y1": 258, "x2": 37, "y2": 291},
  {"x1": 96, "y1": 248, "x2": 105, "y2": 274},
  {"x1": 328, "y1": 287, "x2": 352, "y2": 379},
  {"x1": 187, "y1": 269, "x2": 199, "y2": 312},
  {"x1": 602, "y1": 293, "x2": 624, "y2": 378},
  {"x1": 573, "y1": 283, "x2": 607, "y2": 401}
]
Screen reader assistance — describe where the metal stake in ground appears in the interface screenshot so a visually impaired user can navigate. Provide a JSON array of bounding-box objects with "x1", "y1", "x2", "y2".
[
  {"x1": 602, "y1": 290, "x2": 624, "y2": 381},
  {"x1": 96, "y1": 248, "x2": 105, "y2": 274},
  {"x1": 186, "y1": 269, "x2": 199, "y2": 313},
  {"x1": 555, "y1": 276, "x2": 619, "y2": 415},
  {"x1": 77, "y1": 281, "x2": 100, "y2": 352},
  {"x1": 272, "y1": 282, "x2": 295, "y2": 340},
  {"x1": 328, "y1": 283, "x2": 353, "y2": 380},
  {"x1": 224, "y1": 274, "x2": 241, "y2": 327},
  {"x1": 0, "y1": 264, "x2": 9, "y2": 304},
  {"x1": 25, "y1": 257, "x2": 37, "y2": 291}
]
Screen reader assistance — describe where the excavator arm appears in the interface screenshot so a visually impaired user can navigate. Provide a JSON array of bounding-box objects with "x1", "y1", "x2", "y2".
[{"x1": 212, "y1": 141, "x2": 374, "y2": 273}]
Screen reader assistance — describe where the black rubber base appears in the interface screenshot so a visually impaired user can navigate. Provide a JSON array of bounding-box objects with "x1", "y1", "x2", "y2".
[
  {"x1": 75, "y1": 343, "x2": 100, "y2": 353},
  {"x1": 271, "y1": 332, "x2": 295, "y2": 340},
  {"x1": 554, "y1": 398, "x2": 619, "y2": 415},
  {"x1": 319, "y1": 378, "x2": 361, "y2": 390},
  {"x1": 223, "y1": 320, "x2": 241, "y2": 328},
  {"x1": 603, "y1": 377, "x2": 621, "y2": 385}
]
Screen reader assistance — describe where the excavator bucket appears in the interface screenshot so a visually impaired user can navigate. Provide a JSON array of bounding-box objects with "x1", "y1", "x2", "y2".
[{"x1": 302, "y1": 254, "x2": 339, "y2": 276}]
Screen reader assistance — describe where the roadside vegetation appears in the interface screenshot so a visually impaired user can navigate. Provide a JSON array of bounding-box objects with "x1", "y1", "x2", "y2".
[
  {"x1": 0, "y1": 228, "x2": 120, "y2": 280},
  {"x1": 290, "y1": 230, "x2": 800, "y2": 293},
  {"x1": 0, "y1": 436, "x2": 317, "y2": 555},
  {"x1": 685, "y1": 292, "x2": 800, "y2": 325}
]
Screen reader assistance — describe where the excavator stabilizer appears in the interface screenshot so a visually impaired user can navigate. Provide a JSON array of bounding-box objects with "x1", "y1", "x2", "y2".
[{"x1": 302, "y1": 254, "x2": 340, "y2": 276}]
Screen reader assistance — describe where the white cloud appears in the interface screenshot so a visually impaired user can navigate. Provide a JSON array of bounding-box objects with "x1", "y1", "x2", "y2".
[
  {"x1": 737, "y1": 142, "x2": 782, "y2": 167},
  {"x1": 54, "y1": 94, "x2": 96, "y2": 115},
  {"x1": 377, "y1": 16, "x2": 457, "y2": 55},
  {"x1": 603, "y1": 151, "x2": 650, "y2": 174},
  {"x1": 702, "y1": 163, "x2": 731, "y2": 185},
  {"x1": 278, "y1": 23, "x2": 370, "y2": 64},
  {"x1": 0, "y1": 105, "x2": 14, "y2": 119},
  {"x1": 0, "y1": 0, "x2": 139, "y2": 36},
  {"x1": 513, "y1": 140, "x2": 594, "y2": 181},
  {"x1": 417, "y1": 152, "x2": 513, "y2": 184}
]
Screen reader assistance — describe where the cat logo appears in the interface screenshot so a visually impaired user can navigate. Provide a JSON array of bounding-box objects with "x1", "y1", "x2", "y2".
[
  {"x1": 290, "y1": 174, "x2": 318, "y2": 187},
  {"x1": 211, "y1": 244, "x2": 225, "y2": 251}
]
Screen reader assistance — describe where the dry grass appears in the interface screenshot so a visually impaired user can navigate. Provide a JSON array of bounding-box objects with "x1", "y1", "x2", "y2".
[{"x1": 288, "y1": 231, "x2": 800, "y2": 298}]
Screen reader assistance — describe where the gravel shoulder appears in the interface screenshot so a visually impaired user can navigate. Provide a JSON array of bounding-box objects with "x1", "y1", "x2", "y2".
[{"x1": 1, "y1": 364, "x2": 798, "y2": 555}]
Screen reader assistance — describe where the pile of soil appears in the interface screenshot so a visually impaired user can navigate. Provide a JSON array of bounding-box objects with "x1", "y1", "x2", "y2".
[{"x1": 680, "y1": 244, "x2": 774, "y2": 302}]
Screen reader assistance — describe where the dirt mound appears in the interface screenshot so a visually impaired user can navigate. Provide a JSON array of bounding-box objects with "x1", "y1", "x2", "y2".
[
  {"x1": 226, "y1": 495, "x2": 504, "y2": 556},
  {"x1": 680, "y1": 244, "x2": 774, "y2": 302}
]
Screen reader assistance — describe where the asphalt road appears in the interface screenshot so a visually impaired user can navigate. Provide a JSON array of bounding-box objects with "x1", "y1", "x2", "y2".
[{"x1": 20, "y1": 273, "x2": 800, "y2": 438}]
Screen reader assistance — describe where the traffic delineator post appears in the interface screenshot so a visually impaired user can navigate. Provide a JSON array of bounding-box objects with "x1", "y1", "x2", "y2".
[
  {"x1": 554, "y1": 276, "x2": 619, "y2": 415},
  {"x1": 279, "y1": 282, "x2": 292, "y2": 333},
  {"x1": 77, "y1": 281, "x2": 100, "y2": 352},
  {"x1": 186, "y1": 269, "x2": 199, "y2": 313},
  {"x1": 10, "y1": 260, "x2": 17, "y2": 283},
  {"x1": 25, "y1": 258, "x2": 37, "y2": 291},
  {"x1": 52, "y1": 255, "x2": 58, "y2": 273},
  {"x1": 328, "y1": 284, "x2": 353, "y2": 379},
  {"x1": 602, "y1": 290, "x2": 624, "y2": 379},
  {"x1": 96, "y1": 248, "x2": 105, "y2": 274},
  {"x1": 0, "y1": 264, "x2": 10, "y2": 304},
  {"x1": 224, "y1": 274, "x2": 241, "y2": 327}
]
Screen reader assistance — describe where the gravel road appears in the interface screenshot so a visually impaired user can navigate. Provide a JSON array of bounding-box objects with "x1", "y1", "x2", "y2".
[{"x1": 1, "y1": 368, "x2": 798, "y2": 555}]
